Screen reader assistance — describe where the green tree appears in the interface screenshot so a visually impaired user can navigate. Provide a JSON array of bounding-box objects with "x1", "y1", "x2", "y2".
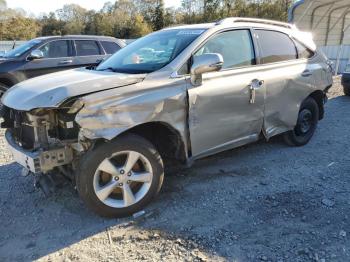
[
  {"x1": 0, "y1": 0, "x2": 6, "y2": 11},
  {"x1": 153, "y1": 0, "x2": 164, "y2": 30},
  {"x1": 56, "y1": 4, "x2": 88, "y2": 34},
  {"x1": 0, "y1": 16, "x2": 40, "y2": 40},
  {"x1": 40, "y1": 12, "x2": 65, "y2": 36}
]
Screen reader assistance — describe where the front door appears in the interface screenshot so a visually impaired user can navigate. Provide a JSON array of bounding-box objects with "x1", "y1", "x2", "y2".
[
  {"x1": 188, "y1": 29, "x2": 265, "y2": 158},
  {"x1": 24, "y1": 40, "x2": 76, "y2": 79}
]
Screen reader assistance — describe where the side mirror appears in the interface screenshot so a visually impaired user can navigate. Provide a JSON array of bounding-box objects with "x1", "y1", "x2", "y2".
[
  {"x1": 190, "y1": 53, "x2": 223, "y2": 86},
  {"x1": 28, "y1": 50, "x2": 44, "y2": 60}
]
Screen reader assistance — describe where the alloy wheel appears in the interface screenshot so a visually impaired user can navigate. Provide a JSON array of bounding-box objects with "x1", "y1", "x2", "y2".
[{"x1": 93, "y1": 150, "x2": 153, "y2": 208}]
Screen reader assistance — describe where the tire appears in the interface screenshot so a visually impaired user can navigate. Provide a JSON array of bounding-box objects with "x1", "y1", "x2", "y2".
[
  {"x1": 283, "y1": 97, "x2": 319, "y2": 147},
  {"x1": 76, "y1": 134, "x2": 164, "y2": 218},
  {"x1": 344, "y1": 85, "x2": 350, "y2": 96}
]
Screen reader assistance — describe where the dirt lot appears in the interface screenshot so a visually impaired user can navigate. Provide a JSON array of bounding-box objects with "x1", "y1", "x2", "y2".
[{"x1": 0, "y1": 77, "x2": 350, "y2": 262}]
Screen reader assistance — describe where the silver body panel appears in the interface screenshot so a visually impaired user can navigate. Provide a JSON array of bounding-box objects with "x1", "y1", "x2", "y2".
[
  {"x1": 2, "y1": 19, "x2": 333, "y2": 169},
  {"x1": 188, "y1": 67, "x2": 265, "y2": 157}
]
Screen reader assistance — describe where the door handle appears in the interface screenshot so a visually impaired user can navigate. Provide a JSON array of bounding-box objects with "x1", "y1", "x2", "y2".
[
  {"x1": 301, "y1": 70, "x2": 312, "y2": 77},
  {"x1": 59, "y1": 59, "x2": 73, "y2": 65},
  {"x1": 249, "y1": 79, "x2": 264, "y2": 104}
]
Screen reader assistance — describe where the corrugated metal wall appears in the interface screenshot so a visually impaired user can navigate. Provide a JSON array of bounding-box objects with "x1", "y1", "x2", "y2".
[
  {"x1": 320, "y1": 45, "x2": 350, "y2": 73},
  {"x1": 291, "y1": 0, "x2": 350, "y2": 46}
]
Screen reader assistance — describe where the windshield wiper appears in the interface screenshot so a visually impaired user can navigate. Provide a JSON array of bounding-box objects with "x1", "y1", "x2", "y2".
[{"x1": 97, "y1": 67, "x2": 118, "y2": 72}]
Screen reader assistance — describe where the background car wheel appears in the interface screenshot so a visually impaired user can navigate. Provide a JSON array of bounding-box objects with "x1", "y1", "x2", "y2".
[
  {"x1": 283, "y1": 97, "x2": 319, "y2": 147},
  {"x1": 76, "y1": 134, "x2": 164, "y2": 218},
  {"x1": 344, "y1": 85, "x2": 350, "y2": 96}
]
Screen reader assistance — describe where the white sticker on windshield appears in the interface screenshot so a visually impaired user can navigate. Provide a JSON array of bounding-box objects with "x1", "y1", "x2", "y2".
[{"x1": 177, "y1": 30, "x2": 205, "y2": 36}]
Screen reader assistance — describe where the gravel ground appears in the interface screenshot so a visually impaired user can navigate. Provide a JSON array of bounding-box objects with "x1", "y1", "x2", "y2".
[{"x1": 1, "y1": 77, "x2": 350, "y2": 262}]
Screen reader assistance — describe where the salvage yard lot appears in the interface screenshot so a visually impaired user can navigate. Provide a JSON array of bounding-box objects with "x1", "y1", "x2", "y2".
[{"x1": 0, "y1": 77, "x2": 350, "y2": 261}]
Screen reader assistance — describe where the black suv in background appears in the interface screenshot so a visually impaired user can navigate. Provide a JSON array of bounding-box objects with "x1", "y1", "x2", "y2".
[
  {"x1": 0, "y1": 35, "x2": 126, "y2": 95},
  {"x1": 342, "y1": 63, "x2": 350, "y2": 96}
]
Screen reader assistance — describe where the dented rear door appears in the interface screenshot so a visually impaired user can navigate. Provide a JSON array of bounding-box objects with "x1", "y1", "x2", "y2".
[{"x1": 254, "y1": 29, "x2": 315, "y2": 138}]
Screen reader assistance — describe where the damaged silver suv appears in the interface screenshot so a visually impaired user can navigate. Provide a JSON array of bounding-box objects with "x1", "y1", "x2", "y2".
[{"x1": 1, "y1": 18, "x2": 333, "y2": 217}]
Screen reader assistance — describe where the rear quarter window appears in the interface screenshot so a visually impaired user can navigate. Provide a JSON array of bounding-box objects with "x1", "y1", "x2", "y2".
[
  {"x1": 256, "y1": 30, "x2": 297, "y2": 64},
  {"x1": 75, "y1": 40, "x2": 102, "y2": 56},
  {"x1": 294, "y1": 40, "x2": 314, "y2": 59},
  {"x1": 101, "y1": 41, "x2": 121, "y2": 54}
]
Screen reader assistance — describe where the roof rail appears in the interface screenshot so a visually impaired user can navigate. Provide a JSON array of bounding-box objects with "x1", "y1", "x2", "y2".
[{"x1": 217, "y1": 17, "x2": 295, "y2": 29}]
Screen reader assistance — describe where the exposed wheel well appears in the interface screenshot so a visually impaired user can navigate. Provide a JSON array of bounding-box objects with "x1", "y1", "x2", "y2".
[
  {"x1": 118, "y1": 122, "x2": 187, "y2": 166},
  {"x1": 308, "y1": 90, "x2": 325, "y2": 120}
]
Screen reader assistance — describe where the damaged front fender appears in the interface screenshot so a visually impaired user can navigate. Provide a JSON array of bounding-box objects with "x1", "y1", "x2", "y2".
[{"x1": 75, "y1": 81, "x2": 189, "y2": 152}]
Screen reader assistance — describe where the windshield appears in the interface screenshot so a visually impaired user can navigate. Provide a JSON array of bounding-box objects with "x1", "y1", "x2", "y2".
[
  {"x1": 2, "y1": 39, "x2": 41, "y2": 58},
  {"x1": 97, "y1": 29, "x2": 206, "y2": 74}
]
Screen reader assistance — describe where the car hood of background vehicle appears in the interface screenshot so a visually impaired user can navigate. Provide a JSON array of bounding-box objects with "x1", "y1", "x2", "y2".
[{"x1": 2, "y1": 68, "x2": 146, "y2": 111}]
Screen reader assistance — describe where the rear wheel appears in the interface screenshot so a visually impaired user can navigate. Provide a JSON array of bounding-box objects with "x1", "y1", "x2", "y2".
[
  {"x1": 76, "y1": 134, "x2": 164, "y2": 218},
  {"x1": 283, "y1": 97, "x2": 319, "y2": 146}
]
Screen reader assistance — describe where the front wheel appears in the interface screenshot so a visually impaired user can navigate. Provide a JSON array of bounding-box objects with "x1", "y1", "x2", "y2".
[
  {"x1": 283, "y1": 97, "x2": 319, "y2": 147},
  {"x1": 76, "y1": 134, "x2": 164, "y2": 218}
]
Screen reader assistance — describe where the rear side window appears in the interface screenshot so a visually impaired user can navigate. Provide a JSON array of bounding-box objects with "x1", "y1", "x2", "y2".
[
  {"x1": 195, "y1": 29, "x2": 256, "y2": 69},
  {"x1": 39, "y1": 40, "x2": 70, "y2": 58},
  {"x1": 75, "y1": 40, "x2": 101, "y2": 56},
  {"x1": 101, "y1": 41, "x2": 121, "y2": 54},
  {"x1": 294, "y1": 40, "x2": 314, "y2": 59},
  {"x1": 256, "y1": 30, "x2": 297, "y2": 64}
]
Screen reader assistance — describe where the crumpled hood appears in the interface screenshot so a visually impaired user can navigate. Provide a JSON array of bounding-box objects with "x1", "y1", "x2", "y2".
[{"x1": 2, "y1": 68, "x2": 145, "y2": 111}]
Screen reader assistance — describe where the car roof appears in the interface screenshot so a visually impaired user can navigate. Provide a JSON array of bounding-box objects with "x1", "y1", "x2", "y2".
[
  {"x1": 34, "y1": 35, "x2": 121, "y2": 42},
  {"x1": 162, "y1": 17, "x2": 317, "y2": 48},
  {"x1": 163, "y1": 17, "x2": 295, "y2": 33}
]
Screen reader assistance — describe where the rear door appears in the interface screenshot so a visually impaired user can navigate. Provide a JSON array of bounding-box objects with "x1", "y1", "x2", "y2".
[
  {"x1": 188, "y1": 29, "x2": 265, "y2": 158},
  {"x1": 24, "y1": 40, "x2": 75, "y2": 79},
  {"x1": 254, "y1": 29, "x2": 315, "y2": 138},
  {"x1": 73, "y1": 40, "x2": 106, "y2": 68}
]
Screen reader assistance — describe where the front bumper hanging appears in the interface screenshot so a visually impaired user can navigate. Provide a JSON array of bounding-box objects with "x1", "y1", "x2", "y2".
[{"x1": 5, "y1": 130, "x2": 74, "y2": 173}]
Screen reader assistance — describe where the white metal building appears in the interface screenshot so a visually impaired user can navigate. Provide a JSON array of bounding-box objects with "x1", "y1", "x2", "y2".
[{"x1": 289, "y1": 0, "x2": 350, "y2": 73}]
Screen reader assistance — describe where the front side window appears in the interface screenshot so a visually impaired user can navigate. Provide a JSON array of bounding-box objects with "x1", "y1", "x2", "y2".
[
  {"x1": 195, "y1": 30, "x2": 256, "y2": 69},
  {"x1": 256, "y1": 30, "x2": 297, "y2": 64},
  {"x1": 38, "y1": 40, "x2": 70, "y2": 58},
  {"x1": 75, "y1": 40, "x2": 101, "y2": 56},
  {"x1": 97, "y1": 29, "x2": 205, "y2": 74}
]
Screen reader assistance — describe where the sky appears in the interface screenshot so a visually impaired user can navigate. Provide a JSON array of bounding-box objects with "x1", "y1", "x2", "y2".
[{"x1": 6, "y1": 0, "x2": 181, "y2": 16}]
